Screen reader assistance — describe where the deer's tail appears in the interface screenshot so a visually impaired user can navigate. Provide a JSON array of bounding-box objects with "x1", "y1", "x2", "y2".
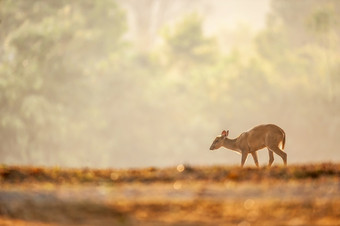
[{"x1": 281, "y1": 131, "x2": 286, "y2": 150}]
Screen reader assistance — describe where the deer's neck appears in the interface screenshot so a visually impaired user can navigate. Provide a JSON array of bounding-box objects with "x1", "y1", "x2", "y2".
[{"x1": 222, "y1": 138, "x2": 240, "y2": 152}]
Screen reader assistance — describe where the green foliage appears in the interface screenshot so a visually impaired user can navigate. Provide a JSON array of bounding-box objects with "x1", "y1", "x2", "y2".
[
  {"x1": 307, "y1": 5, "x2": 337, "y2": 34},
  {"x1": 162, "y1": 13, "x2": 218, "y2": 68},
  {"x1": 0, "y1": 0, "x2": 127, "y2": 165}
]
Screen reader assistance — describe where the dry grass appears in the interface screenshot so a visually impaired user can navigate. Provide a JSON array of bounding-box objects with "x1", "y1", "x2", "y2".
[
  {"x1": 0, "y1": 163, "x2": 339, "y2": 225},
  {"x1": 1, "y1": 163, "x2": 339, "y2": 184}
]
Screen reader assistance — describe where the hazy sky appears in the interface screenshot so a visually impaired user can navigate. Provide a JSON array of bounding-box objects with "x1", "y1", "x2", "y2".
[
  {"x1": 120, "y1": 0, "x2": 271, "y2": 49},
  {"x1": 203, "y1": 0, "x2": 271, "y2": 34}
]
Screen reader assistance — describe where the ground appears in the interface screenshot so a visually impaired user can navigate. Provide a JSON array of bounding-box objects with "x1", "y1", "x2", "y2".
[{"x1": 0, "y1": 163, "x2": 339, "y2": 225}]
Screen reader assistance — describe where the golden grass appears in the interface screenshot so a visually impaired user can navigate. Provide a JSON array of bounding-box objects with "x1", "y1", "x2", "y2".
[
  {"x1": 0, "y1": 163, "x2": 339, "y2": 184},
  {"x1": 0, "y1": 163, "x2": 339, "y2": 225}
]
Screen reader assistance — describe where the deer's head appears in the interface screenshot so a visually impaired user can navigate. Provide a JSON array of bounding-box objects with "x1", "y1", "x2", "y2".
[{"x1": 210, "y1": 130, "x2": 229, "y2": 150}]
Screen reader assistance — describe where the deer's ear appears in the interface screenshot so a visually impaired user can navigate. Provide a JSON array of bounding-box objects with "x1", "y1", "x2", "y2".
[{"x1": 222, "y1": 130, "x2": 229, "y2": 137}]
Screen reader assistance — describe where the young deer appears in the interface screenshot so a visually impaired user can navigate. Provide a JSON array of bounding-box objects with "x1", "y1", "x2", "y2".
[{"x1": 210, "y1": 124, "x2": 286, "y2": 167}]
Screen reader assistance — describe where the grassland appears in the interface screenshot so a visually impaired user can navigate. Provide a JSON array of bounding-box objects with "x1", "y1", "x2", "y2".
[{"x1": 0, "y1": 163, "x2": 340, "y2": 225}]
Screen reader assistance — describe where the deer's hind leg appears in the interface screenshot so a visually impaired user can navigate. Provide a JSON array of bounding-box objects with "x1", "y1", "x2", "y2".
[
  {"x1": 268, "y1": 146, "x2": 287, "y2": 166},
  {"x1": 268, "y1": 149, "x2": 274, "y2": 167}
]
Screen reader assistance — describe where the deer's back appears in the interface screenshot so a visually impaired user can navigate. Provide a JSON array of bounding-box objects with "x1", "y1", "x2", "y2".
[{"x1": 245, "y1": 124, "x2": 284, "y2": 151}]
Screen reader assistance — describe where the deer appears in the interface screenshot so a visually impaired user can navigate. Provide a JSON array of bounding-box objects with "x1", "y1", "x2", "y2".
[{"x1": 209, "y1": 124, "x2": 286, "y2": 167}]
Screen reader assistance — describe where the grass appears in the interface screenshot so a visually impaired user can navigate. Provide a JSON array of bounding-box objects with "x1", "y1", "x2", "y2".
[
  {"x1": 1, "y1": 163, "x2": 339, "y2": 184},
  {"x1": 0, "y1": 163, "x2": 339, "y2": 225}
]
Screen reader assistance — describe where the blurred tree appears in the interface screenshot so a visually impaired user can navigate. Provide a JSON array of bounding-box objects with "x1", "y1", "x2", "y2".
[
  {"x1": 162, "y1": 13, "x2": 218, "y2": 70},
  {"x1": 116, "y1": 0, "x2": 200, "y2": 51},
  {"x1": 307, "y1": 5, "x2": 339, "y2": 102},
  {"x1": 262, "y1": 1, "x2": 340, "y2": 104},
  {"x1": 0, "y1": 0, "x2": 127, "y2": 165},
  {"x1": 270, "y1": 0, "x2": 340, "y2": 47},
  {"x1": 0, "y1": 0, "x2": 340, "y2": 167},
  {"x1": 252, "y1": 0, "x2": 340, "y2": 161}
]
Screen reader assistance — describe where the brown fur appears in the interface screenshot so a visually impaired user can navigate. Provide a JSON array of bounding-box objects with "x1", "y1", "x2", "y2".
[{"x1": 210, "y1": 124, "x2": 287, "y2": 167}]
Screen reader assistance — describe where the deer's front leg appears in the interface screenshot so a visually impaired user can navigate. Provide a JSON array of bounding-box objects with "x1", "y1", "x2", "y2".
[
  {"x1": 251, "y1": 152, "x2": 259, "y2": 167},
  {"x1": 241, "y1": 151, "x2": 248, "y2": 167}
]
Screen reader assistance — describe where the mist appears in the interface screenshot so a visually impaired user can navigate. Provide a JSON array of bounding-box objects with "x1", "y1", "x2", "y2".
[{"x1": 1, "y1": 0, "x2": 339, "y2": 168}]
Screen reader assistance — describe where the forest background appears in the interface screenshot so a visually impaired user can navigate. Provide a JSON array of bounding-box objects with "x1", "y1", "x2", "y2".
[{"x1": 0, "y1": 0, "x2": 339, "y2": 168}]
